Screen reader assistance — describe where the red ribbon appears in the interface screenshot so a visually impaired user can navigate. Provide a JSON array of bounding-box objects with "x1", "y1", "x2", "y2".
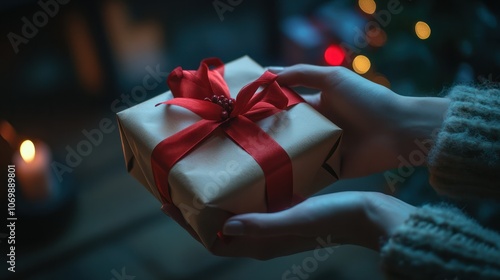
[{"x1": 151, "y1": 58, "x2": 303, "y2": 220}]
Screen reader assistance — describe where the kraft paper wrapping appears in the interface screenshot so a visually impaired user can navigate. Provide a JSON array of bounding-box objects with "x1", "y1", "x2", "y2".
[{"x1": 117, "y1": 56, "x2": 342, "y2": 250}]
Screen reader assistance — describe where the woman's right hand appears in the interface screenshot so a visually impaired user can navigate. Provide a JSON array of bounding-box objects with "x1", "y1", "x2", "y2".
[{"x1": 271, "y1": 65, "x2": 449, "y2": 178}]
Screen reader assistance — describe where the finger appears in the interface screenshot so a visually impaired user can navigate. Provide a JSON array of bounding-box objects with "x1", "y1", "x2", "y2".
[
  {"x1": 223, "y1": 192, "x2": 367, "y2": 240},
  {"x1": 223, "y1": 210, "x2": 303, "y2": 237},
  {"x1": 267, "y1": 66, "x2": 322, "y2": 109},
  {"x1": 266, "y1": 66, "x2": 284, "y2": 73},
  {"x1": 222, "y1": 195, "x2": 334, "y2": 237},
  {"x1": 274, "y1": 64, "x2": 336, "y2": 90}
]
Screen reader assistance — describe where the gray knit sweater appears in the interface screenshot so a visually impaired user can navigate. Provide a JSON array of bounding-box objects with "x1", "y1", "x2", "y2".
[{"x1": 381, "y1": 85, "x2": 500, "y2": 279}]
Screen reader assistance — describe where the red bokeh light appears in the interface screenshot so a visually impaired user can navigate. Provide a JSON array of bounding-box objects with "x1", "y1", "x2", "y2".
[{"x1": 324, "y1": 45, "x2": 345, "y2": 66}]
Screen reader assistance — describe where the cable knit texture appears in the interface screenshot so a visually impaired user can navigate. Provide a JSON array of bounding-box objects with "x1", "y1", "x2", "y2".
[
  {"x1": 381, "y1": 85, "x2": 500, "y2": 279},
  {"x1": 381, "y1": 204, "x2": 500, "y2": 280},
  {"x1": 427, "y1": 85, "x2": 500, "y2": 198}
]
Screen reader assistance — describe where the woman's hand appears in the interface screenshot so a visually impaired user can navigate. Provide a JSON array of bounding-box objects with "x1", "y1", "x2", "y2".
[
  {"x1": 211, "y1": 65, "x2": 445, "y2": 259},
  {"x1": 212, "y1": 192, "x2": 415, "y2": 260},
  {"x1": 271, "y1": 65, "x2": 449, "y2": 178}
]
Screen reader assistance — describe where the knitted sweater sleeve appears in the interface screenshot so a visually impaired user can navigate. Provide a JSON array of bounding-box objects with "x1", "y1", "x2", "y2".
[
  {"x1": 427, "y1": 85, "x2": 500, "y2": 197},
  {"x1": 380, "y1": 205, "x2": 500, "y2": 279},
  {"x1": 381, "y1": 85, "x2": 500, "y2": 279}
]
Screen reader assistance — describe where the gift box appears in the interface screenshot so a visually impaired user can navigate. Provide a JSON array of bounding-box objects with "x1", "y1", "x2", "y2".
[{"x1": 117, "y1": 56, "x2": 342, "y2": 250}]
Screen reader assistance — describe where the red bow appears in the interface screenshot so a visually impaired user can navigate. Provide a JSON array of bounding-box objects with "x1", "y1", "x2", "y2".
[{"x1": 151, "y1": 58, "x2": 303, "y2": 218}]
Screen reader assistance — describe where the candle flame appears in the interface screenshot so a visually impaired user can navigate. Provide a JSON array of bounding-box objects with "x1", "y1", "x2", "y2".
[{"x1": 20, "y1": 140, "x2": 35, "y2": 163}]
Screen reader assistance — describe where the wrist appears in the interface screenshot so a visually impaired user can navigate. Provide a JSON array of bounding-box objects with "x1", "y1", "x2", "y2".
[
  {"x1": 362, "y1": 193, "x2": 416, "y2": 251},
  {"x1": 393, "y1": 96, "x2": 450, "y2": 162}
]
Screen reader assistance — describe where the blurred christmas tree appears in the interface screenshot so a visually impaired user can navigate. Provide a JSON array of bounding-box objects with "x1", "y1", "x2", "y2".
[{"x1": 280, "y1": 0, "x2": 500, "y2": 96}]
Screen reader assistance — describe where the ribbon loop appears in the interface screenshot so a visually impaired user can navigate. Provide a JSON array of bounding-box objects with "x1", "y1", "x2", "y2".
[
  {"x1": 232, "y1": 71, "x2": 279, "y2": 115},
  {"x1": 153, "y1": 58, "x2": 303, "y2": 214},
  {"x1": 162, "y1": 98, "x2": 224, "y2": 121},
  {"x1": 167, "y1": 58, "x2": 229, "y2": 100}
]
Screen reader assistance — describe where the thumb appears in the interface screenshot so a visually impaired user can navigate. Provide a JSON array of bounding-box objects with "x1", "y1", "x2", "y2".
[
  {"x1": 272, "y1": 64, "x2": 335, "y2": 90},
  {"x1": 223, "y1": 209, "x2": 306, "y2": 237}
]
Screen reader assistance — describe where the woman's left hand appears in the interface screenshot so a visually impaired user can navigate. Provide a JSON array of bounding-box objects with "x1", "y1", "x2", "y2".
[{"x1": 210, "y1": 191, "x2": 415, "y2": 260}]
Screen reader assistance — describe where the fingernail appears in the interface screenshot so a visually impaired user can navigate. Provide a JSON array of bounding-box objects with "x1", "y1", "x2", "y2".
[
  {"x1": 223, "y1": 220, "x2": 245, "y2": 236},
  {"x1": 267, "y1": 66, "x2": 285, "y2": 73}
]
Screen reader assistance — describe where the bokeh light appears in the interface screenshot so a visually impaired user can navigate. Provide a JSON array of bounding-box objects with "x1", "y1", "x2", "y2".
[
  {"x1": 20, "y1": 140, "x2": 36, "y2": 163},
  {"x1": 415, "y1": 21, "x2": 431, "y2": 40},
  {"x1": 352, "y1": 55, "x2": 371, "y2": 74},
  {"x1": 324, "y1": 45, "x2": 345, "y2": 66},
  {"x1": 358, "y1": 0, "x2": 376, "y2": 15}
]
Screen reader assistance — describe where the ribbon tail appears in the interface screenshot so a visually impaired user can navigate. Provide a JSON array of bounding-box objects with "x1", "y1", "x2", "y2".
[
  {"x1": 223, "y1": 116, "x2": 293, "y2": 212},
  {"x1": 152, "y1": 119, "x2": 220, "y2": 204}
]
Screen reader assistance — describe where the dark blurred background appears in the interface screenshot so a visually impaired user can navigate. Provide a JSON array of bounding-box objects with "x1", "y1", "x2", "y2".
[{"x1": 1, "y1": 0, "x2": 499, "y2": 279}]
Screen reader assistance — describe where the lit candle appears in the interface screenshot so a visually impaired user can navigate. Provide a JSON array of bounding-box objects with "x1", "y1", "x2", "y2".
[{"x1": 13, "y1": 140, "x2": 54, "y2": 201}]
